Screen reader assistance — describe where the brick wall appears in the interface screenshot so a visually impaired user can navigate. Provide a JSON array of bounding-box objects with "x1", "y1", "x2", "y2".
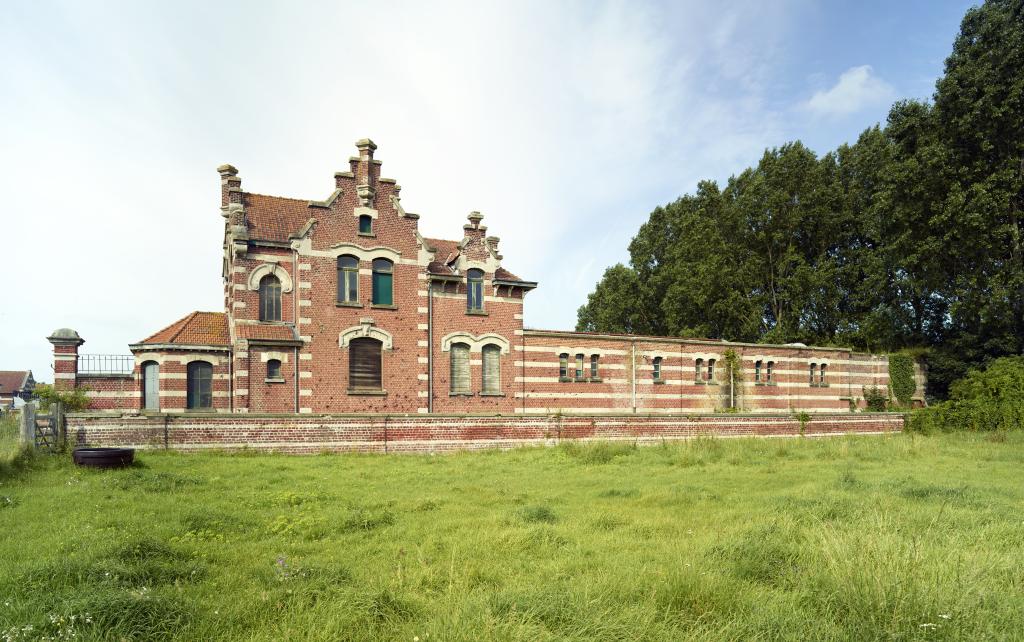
[
  {"x1": 66, "y1": 412, "x2": 906, "y2": 454},
  {"x1": 78, "y1": 374, "x2": 135, "y2": 410}
]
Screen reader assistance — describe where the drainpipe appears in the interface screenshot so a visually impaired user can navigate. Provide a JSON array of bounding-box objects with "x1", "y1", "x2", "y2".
[
  {"x1": 427, "y1": 280, "x2": 433, "y2": 413},
  {"x1": 293, "y1": 246, "x2": 300, "y2": 414}
]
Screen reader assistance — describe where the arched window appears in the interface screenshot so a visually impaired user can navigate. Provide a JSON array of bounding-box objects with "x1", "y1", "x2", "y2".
[
  {"x1": 450, "y1": 342, "x2": 471, "y2": 394},
  {"x1": 695, "y1": 358, "x2": 704, "y2": 382},
  {"x1": 754, "y1": 360, "x2": 763, "y2": 383},
  {"x1": 266, "y1": 359, "x2": 282, "y2": 380},
  {"x1": 467, "y1": 268, "x2": 484, "y2": 312},
  {"x1": 819, "y1": 363, "x2": 827, "y2": 385},
  {"x1": 766, "y1": 361, "x2": 774, "y2": 382},
  {"x1": 575, "y1": 353, "x2": 585, "y2": 380},
  {"x1": 337, "y1": 255, "x2": 359, "y2": 304},
  {"x1": 372, "y1": 258, "x2": 393, "y2": 306},
  {"x1": 481, "y1": 344, "x2": 501, "y2": 394},
  {"x1": 349, "y1": 337, "x2": 382, "y2": 391},
  {"x1": 186, "y1": 361, "x2": 213, "y2": 410},
  {"x1": 559, "y1": 353, "x2": 569, "y2": 380},
  {"x1": 590, "y1": 354, "x2": 600, "y2": 379},
  {"x1": 707, "y1": 358, "x2": 716, "y2": 382},
  {"x1": 653, "y1": 356, "x2": 663, "y2": 381},
  {"x1": 258, "y1": 274, "x2": 282, "y2": 322},
  {"x1": 141, "y1": 361, "x2": 159, "y2": 411},
  {"x1": 358, "y1": 214, "x2": 373, "y2": 235},
  {"x1": 809, "y1": 362, "x2": 817, "y2": 385}
]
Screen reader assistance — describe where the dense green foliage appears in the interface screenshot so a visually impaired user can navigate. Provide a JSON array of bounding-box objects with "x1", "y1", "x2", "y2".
[
  {"x1": 31, "y1": 383, "x2": 91, "y2": 412},
  {"x1": 2, "y1": 435, "x2": 1023, "y2": 640},
  {"x1": 908, "y1": 356, "x2": 1024, "y2": 432},
  {"x1": 577, "y1": 0, "x2": 1024, "y2": 397},
  {"x1": 887, "y1": 354, "x2": 917, "y2": 407}
]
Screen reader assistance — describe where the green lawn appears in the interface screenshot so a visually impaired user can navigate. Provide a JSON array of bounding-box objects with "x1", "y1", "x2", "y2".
[{"x1": 1, "y1": 433, "x2": 1022, "y2": 641}]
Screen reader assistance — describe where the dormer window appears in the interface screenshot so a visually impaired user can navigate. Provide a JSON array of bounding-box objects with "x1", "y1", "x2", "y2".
[
  {"x1": 358, "y1": 214, "x2": 373, "y2": 235},
  {"x1": 467, "y1": 268, "x2": 484, "y2": 312}
]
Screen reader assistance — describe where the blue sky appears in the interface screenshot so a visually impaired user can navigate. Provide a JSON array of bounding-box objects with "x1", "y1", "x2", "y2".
[{"x1": 0, "y1": 0, "x2": 974, "y2": 383}]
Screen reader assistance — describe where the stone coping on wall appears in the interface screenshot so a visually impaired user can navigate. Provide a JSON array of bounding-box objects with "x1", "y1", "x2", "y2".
[{"x1": 67, "y1": 411, "x2": 908, "y2": 420}]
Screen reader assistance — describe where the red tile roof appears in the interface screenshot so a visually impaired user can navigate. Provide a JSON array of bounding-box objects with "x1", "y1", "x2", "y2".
[
  {"x1": 244, "y1": 193, "x2": 312, "y2": 243},
  {"x1": 137, "y1": 312, "x2": 230, "y2": 346},
  {"x1": 235, "y1": 324, "x2": 299, "y2": 342},
  {"x1": 0, "y1": 371, "x2": 30, "y2": 395},
  {"x1": 424, "y1": 237, "x2": 460, "y2": 276}
]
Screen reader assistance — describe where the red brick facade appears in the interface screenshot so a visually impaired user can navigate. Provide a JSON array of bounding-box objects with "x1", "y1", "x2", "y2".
[{"x1": 51, "y1": 140, "x2": 923, "y2": 417}]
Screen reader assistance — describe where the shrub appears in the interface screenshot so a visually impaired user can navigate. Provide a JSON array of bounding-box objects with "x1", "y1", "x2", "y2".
[
  {"x1": 32, "y1": 384, "x2": 91, "y2": 411},
  {"x1": 907, "y1": 356, "x2": 1024, "y2": 432},
  {"x1": 862, "y1": 386, "x2": 888, "y2": 412}
]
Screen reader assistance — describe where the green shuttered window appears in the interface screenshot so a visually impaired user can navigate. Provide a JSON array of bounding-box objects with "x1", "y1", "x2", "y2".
[{"x1": 372, "y1": 258, "x2": 393, "y2": 306}]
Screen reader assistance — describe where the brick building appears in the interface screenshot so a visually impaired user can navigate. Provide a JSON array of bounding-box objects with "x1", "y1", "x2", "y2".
[{"x1": 51, "y1": 140, "x2": 921, "y2": 415}]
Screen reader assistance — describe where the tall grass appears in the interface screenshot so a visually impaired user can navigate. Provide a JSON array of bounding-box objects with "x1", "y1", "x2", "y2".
[{"x1": 1, "y1": 433, "x2": 1022, "y2": 640}]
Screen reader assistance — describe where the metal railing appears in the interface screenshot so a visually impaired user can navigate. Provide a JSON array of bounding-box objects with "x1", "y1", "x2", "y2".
[{"x1": 78, "y1": 354, "x2": 135, "y2": 376}]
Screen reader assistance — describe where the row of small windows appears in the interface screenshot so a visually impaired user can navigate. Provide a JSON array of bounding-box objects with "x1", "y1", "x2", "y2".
[
  {"x1": 559, "y1": 353, "x2": 601, "y2": 381},
  {"x1": 450, "y1": 343, "x2": 501, "y2": 394}
]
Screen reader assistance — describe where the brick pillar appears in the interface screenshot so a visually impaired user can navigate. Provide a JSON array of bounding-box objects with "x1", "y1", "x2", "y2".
[{"x1": 47, "y1": 328, "x2": 84, "y2": 391}]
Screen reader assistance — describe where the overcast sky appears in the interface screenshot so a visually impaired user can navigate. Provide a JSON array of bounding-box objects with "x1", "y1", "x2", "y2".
[{"x1": 0, "y1": 0, "x2": 973, "y2": 383}]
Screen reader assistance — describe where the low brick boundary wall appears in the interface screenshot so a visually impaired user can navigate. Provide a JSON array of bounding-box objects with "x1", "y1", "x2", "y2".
[{"x1": 65, "y1": 412, "x2": 906, "y2": 454}]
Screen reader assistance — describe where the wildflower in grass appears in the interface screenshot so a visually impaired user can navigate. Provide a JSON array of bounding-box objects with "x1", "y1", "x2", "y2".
[{"x1": 939, "y1": 614, "x2": 951, "y2": 620}]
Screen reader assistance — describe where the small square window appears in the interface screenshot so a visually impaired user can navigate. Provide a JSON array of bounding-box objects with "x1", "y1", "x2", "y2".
[
  {"x1": 359, "y1": 215, "x2": 373, "y2": 235},
  {"x1": 267, "y1": 359, "x2": 282, "y2": 379}
]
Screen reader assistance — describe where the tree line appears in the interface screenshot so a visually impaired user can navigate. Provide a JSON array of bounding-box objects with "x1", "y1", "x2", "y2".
[{"x1": 576, "y1": 0, "x2": 1024, "y2": 397}]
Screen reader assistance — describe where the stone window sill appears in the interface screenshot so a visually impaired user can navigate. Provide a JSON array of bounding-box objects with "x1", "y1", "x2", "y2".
[
  {"x1": 558, "y1": 377, "x2": 573, "y2": 383},
  {"x1": 574, "y1": 377, "x2": 587, "y2": 383},
  {"x1": 694, "y1": 380, "x2": 706, "y2": 385},
  {"x1": 336, "y1": 301, "x2": 362, "y2": 308},
  {"x1": 653, "y1": 379, "x2": 665, "y2": 385},
  {"x1": 449, "y1": 391, "x2": 474, "y2": 397},
  {"x1": 357, "y1": 232, "x2": 376, "y2": 238},
  {"x1": 371, "y1": 303, "x2": 398, "y2": 310},
  {"x1": 589, "y1": 377, "x2": 603, "y2": 383},
  {"x1": 466, "y1": 309, "x2": 488, "y2": 316},
  {"x1": 479, "y1": 392, "x2": 505, "y2": 397},
  {"x1": 265, "y1": 377, "x2": 286, "y2": 384},
  {"x1": 348, "y1": 388, "x2": 387, "y2": 396}
]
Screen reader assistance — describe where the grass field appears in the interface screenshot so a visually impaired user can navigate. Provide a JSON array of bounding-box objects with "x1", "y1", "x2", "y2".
[{"x1": 1, "y1": 432, "x2": 1022, "y2": 641}]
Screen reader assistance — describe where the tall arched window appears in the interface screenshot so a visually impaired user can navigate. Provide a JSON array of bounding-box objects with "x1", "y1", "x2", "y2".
[
  {"x1": 481, "y1": 344, "x2": 501, "y2": 394},
  {"x1": 559, "y1": 353, "x2": 569, "y2": 380},
  {"x1": 819, "y1": 363, "x2": 827, "y2": 385},
  {"x1": 754, "y1": 360, "x2": 763, "y2": 383},
  {"x1": 349, "y1": 337, "x2": 382, "y2": 391},
  {"x1": 467, "y1": 268, "x2": 484, "y2": 312},
  {"x1": 337, "y1": 255, "x2": 359, "y2": 304},
  {"x1": 258, "y1": 274, "x2": 282, "y2": 321},
  {"x1": 809, "y1": 362, "x2": 817, "y2": 385},
  {"x1": 695, "y1": 358, "x2": 704, "y2": 382},
  {"x1": 590, "y1": 354, "x2": 600, "y2": 379},
  {"x1": 141, "y1": 361, "x2": 159, "y2": 411},
  {"x1": 707, "y1": 358, "x2": 716, "y2": 382},
  {"x1": 186, "y1": 361, "x2": 213, "y2": 410},
  {"x1": 372, "y1": 258, "x2": 393, "y2": 306},
  {"x1": 575, "y1": 353, "x2": 585, "y2": 380},
  {"x1": 766, "y1": 361, "x2": 774, "y2": 382},
  {"x1": 358, "y1": 214, "x2": 373, "y2": 235},
  {"x1": 653, "y1": 356, "x2": 663, "y2": 381},
  {"x1": 450, "y1": 342, "x2": 471, "y2": 394}
]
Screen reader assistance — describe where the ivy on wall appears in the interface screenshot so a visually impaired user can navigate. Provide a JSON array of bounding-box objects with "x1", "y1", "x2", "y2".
[{"x1": 888, "y1": 353, "x2": 916, "y2": 408}]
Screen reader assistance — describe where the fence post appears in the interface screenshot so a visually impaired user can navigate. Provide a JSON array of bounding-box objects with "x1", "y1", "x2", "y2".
[
  {"x1": 20, "y1": 402, "x2": 36, "y2": 446},
  {"x1": 53, "y1": 401, "x2": 65, "y2": 450}
]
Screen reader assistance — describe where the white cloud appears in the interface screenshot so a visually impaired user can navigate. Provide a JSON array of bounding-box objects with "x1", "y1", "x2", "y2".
[
  {"x1": 0, "y1": 0, "x2": 805, "y2": 381},
  {"x1": 802, "y1": 65, "x2": 895, "y2": 118}
]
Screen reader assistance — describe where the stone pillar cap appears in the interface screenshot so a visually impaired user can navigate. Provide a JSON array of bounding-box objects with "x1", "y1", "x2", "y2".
[{"x1": 47, "y1": 328, "x2": 84, "y2": 346}]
